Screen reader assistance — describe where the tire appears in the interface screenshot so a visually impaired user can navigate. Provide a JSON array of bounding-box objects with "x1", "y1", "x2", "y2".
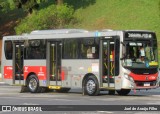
[
  {"x1": 116, "y1": 89, "x2": 131, "y2": 96},
  {"x1": 27, "y1": 75, "x2": 41, "y2": 93},
  {"x1": 84, "y1": 76, "x2": 99, "y2": 96},
  {"x1": 55, "y1": 88, "x2": 71, "y2": 93}
]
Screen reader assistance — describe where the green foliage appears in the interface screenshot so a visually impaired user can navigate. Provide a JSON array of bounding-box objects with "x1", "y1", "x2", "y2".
[
  {"x1": 15, "y1": 4, "x2": 74, "y2": 34},
  {"x1": 7, "y1": 0, "x2": 16, "y2": 10},
  {"x1": 0, "y1": 0, "x2": 10, "y2": 13},
  {"x1": 0, "y1": 0, "x2": 16, "y2": 13},
  {"x1": 37, "y1": 0, "x2": 49, "y2": 3},
  {"x1": 13, "y1": 0, "x2": 39, "y2": 14},
  {"x1": 64, "y1": 0, "x2": 96, "y2": 9}
]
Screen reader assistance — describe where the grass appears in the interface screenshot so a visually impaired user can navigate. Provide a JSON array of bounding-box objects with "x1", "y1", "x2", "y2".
[{"x1": 72, "y1": 0, "x2": 160, "y2": 38}]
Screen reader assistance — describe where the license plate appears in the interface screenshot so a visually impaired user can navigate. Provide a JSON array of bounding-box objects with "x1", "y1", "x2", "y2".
[{"x1": 144, "y1": 82, "x2": 150, "y2": 86}]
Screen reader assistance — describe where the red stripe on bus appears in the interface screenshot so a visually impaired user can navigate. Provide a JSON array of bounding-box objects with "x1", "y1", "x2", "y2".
[
  {"x1": 129, "y1": 72, "x2": 158, "y2": 81},
  {"x1": 24, "y1": 66, "x2": 47, "y2": 80},
  {"x1": 4, "y1": 66, "x2": 13, "y2": 79},
  {"x1": 61, "y1": 71, "x2": 65, "y2": 80}
]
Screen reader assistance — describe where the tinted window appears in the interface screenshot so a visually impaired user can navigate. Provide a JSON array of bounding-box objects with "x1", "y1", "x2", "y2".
[
  {"x1": 24, "y1": 39, "x2": 46, "y2": 59},
  {"x1": 79, "y1": 38, "x2": 99, "y2": 59},
  {"x1": 62, "y1": 38, "x2": 99, "y2": 59},
  {"x1": 63, "y1": 39, "x2": 79, "y2": 59},
  {"x1": 4, "y1": 41, "x2": 13, "y2": 60}
]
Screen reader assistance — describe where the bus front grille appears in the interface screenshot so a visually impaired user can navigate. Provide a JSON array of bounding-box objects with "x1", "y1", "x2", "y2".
[
  {"x1": 130, "y1": 68, "x2": 158, "y2": 75},
  {"x1": 135, "y1": 81, "x2": 157, "y2": 87}
]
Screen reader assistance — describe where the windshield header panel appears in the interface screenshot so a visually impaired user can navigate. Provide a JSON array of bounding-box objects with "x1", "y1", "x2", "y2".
[{"x1": 124, "y1": 31, "x2": 156, "y2": 40}]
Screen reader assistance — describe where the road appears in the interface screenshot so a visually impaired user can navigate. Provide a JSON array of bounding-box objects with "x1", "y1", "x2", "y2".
[{"x1": 0, "y1": 85, "x2": 160, "y2": 114}]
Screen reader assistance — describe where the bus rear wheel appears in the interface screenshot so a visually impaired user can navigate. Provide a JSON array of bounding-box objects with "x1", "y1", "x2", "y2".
[
  {"x1": 84, "y1": 76, "x2": 99, "y2": 96},
  {"x1": 27, "y1": 75, "x2": 41, "y2": 93},
  {"x1": 116, "y1": 89, "x2": 131, "y2": 95}
]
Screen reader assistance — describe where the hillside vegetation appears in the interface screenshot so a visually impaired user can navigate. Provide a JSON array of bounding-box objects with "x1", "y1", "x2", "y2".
[
  {"x1": 15, "y1": 4, "x2": 74, "y2": 34},
  {"x1": 72, "y1": 0, "x2": 160, "y2": 39},
  {"x1": 14, "y1": 0, "x2": 160, "y2": 40}
]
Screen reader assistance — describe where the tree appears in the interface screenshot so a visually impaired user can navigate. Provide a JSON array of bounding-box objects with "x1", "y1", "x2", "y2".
[
  {"x1": 0, "y1": 0, "x2": 11, "y2": 13},
  {"x1": 13, "y1": 0, "x2": 39, "y2": 14},
  {"x1": 56, "y1": 0, "x2": 63, "y2": 5},
  {"x1": 0, "y1": 5, "x2": 2, "y2": 10}
]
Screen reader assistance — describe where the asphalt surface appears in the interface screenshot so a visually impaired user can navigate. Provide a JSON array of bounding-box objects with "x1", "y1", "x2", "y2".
[{"x1": 0, "y1": 84, "x2": 160, "y2": 114}]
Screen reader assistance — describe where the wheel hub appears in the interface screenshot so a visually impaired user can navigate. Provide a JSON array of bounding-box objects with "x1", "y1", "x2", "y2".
[
  {"x1": 86, "y1": 80, "x2": 96, "y2": 94},
  {"x1": 29, "y1": 78, "x2": 37, "y2": 91}
]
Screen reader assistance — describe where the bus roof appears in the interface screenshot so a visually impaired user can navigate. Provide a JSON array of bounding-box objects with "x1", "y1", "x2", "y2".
[
  {"x1": 30, "y1": 29, "x2": 89, "y2": 35},
  {"x1": 124, "y1": 30, "x2": 155, "y2": 33},
  {"x1": 3, "y1": 29, "x2": 120, "y2": 40},
  {"x1": 2, "y1": 29, "x2": 155, "y2": 41}
]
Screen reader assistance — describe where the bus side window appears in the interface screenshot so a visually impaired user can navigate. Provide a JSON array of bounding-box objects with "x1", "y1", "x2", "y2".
[
  {"x1": 63, "y1": 39, "x2": 79, "y2": 59},
  {"x1": 80, "y1": 38, "x2": 99, "y2": 59},
  {"x1": 5, "y1": 41, "x2": 13, "y2": 59},
  {"x1": 87, "y1": 46, "x2": 93, "y2": 58},
  {"x1": 25, "y1": 40, "x2": 46, "y2": 59}
]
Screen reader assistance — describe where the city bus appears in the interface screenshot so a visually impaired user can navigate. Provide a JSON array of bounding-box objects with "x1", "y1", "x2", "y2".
[{"x1": 1, "y1": 29, "x2": 159, "y2": 96}]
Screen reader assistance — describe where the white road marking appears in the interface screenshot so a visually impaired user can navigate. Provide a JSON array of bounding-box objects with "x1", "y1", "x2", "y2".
[
  {"x1": 22, "y1": 103, "x2": 40, "y2": 105},
  {"x1": 147, "y1": 102, "x2": 160, "y2": 105},
  {"x1": 0, "y1": 96, "x2": 80, "y2": 102},
  {"x1": 151, "y1": 95, "x2": 160, "y2": 97},
  {"x1": 97, "y1": 111, "x2": 113, "y2": 113}
]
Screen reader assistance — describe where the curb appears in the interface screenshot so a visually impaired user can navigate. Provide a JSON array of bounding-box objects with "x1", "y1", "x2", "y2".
[
  {"x1": 0, "y1": 73, "x2": 2, "y2": 82},
  {"x1": 0, "y1": 82, "x2": 5, "y2": 84},
  {"x1": 0, "y1": 82, "x2": 9, "y2": 86}
]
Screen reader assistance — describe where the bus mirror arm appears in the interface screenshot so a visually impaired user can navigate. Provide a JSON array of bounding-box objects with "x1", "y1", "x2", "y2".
[
  {"x1": 120, "y1": 57, "x2": 124, "y2": 60},
  {"x1": 120, "y1": 54, "x2": 127, "y2": 60},
  {"x1": 121, "y1": 41, "x2": 125, "y2": 46},
  {"x1": 120, "y1": 57, "x2": 123, "y2": 60}
]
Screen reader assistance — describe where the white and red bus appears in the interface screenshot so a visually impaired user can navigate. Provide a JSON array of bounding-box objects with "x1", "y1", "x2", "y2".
[{"x1": 1, "y1": 29, "x2": 159, "y2": 95}]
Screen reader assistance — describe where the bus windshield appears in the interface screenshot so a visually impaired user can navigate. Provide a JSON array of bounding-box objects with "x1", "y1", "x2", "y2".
[{"x1": 122, "y1": 40, "x2": 158, "y2": 68}]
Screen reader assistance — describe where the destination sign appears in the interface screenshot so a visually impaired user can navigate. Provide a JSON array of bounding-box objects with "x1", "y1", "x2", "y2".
[
  {"x1": 6, "y1": 36, "x2": 28, "y2": 40},
  {"x1": 125, "y1": 32, "x2": 155, "y2": 39}
]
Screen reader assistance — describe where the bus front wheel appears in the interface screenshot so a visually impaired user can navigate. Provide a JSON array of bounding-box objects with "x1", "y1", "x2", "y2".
[
  {"x1": 27, "y1": 75, "x2": 41, "y2": 93},
  {"x1": 116, "y1": 89, "x2": 131, "y2": 95},
  {"x1": 84, "y1": 76, "x2": 99, "y2": 96}
]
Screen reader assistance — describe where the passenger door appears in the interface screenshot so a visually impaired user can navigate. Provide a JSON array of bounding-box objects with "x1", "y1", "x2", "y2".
[
  {"x1": 100, "y1": 36, "x2": 120, "y2": 88},
  {"x1": 13, "y1": 42, "x2": 24, "y2": 84},
  {"x1": 47, "y1": 41, "x2": 62, "y2": 86}
]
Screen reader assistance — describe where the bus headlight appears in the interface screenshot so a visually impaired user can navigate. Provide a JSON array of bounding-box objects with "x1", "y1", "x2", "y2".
[
  {"x1": 124, "y1": 74, "x2": 129, "y2": 79},
  {"x1": 129, "y1": 76, "x2": 134, "y2": 82},
  {"x1": 124, "y1": 74, "x2": 134, "y2": 82}
]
